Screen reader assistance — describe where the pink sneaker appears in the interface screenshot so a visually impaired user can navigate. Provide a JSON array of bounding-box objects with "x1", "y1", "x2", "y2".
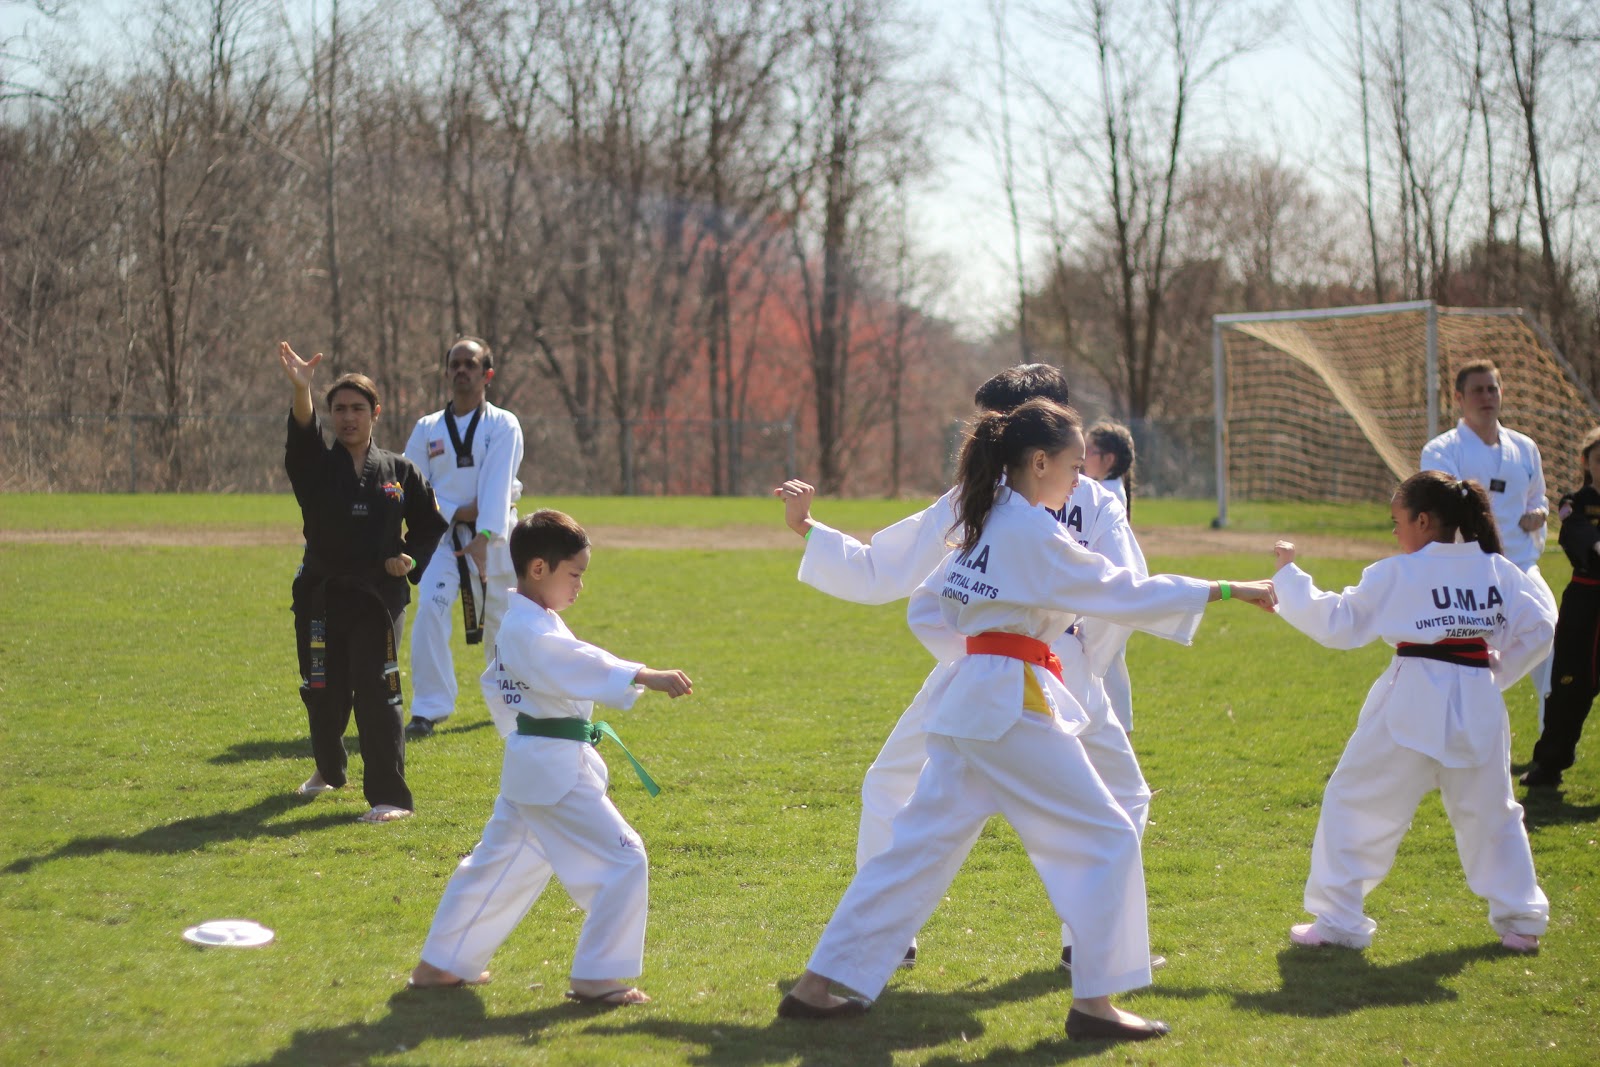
[
  {"x1": 1500, "y1": 932, "x2": 1540, "y2": 953},
  {"x1": 1290, "y1": 923, "x2": 1328, "y2": 947}
]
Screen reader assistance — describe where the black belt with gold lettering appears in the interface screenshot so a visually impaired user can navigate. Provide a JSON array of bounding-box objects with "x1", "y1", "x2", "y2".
[{"x1": 451, "y1": 521, "x2": 486, "y2": 644}]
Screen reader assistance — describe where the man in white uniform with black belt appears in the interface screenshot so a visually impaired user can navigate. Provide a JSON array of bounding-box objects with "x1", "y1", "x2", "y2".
[
  {"x1": 403, "y1": 337, "x2": 525, "y2": 739},
  {"x1": 1420, "y1": 359, "x2": 1552, "y2": 707}
]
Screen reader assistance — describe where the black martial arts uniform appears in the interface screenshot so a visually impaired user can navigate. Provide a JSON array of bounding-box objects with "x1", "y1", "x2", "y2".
[
  {"x1": 1531, "y1": 483, "x2": 1600, "y2": 775},
  {"x1": 286, "y1": 412, "x2": 448, "y2": 809}
]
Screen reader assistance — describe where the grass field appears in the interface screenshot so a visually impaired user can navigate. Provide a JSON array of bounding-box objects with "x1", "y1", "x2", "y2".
[{"x1": 1, "y1": 494, "x2": 1595, "y2": 1066}]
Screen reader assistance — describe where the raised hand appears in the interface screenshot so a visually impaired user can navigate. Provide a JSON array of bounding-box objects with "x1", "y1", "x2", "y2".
[
  {"x1": 772, "y1": 478, "x2": 816, "y2": 538},
  {"x1": 1226, "y1": 579, "x2": 1278, "y2": 613},
  {"x1": 1274, "y1": 540, "x2": 1297, "y2": 569},
  {"x1": 279, "y1": 341, "x2": 323, "y2": 389}
]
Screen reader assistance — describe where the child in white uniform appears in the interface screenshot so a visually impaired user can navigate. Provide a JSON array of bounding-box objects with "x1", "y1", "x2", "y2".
[
  {"x1": 1272, "y1": 470, "x2": 1555, "y2": 952},
  {"x1": 1084, "y1": 421, "x2": 1141, "y2": 734},
  {"x1": 778, "y1": 399, "x2": 1275, "y2": 1042},
  {"x1": 409, "y1": 509, "x2": 693, "y2": 1003}
]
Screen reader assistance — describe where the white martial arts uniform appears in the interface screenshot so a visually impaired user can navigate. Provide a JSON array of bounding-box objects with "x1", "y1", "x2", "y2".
[
  {"x1": 404, "y1": 401, "x2": 525, "y2": 724},
  {"x1": 418, "y1": 594, "x2": 650, "y2": 982},
  {"x1": 1275, "y1": 542, "x2": 1556, "y2": 949},
  {"x1": 1421, "y1": 420, "x2": 1554, "y2": 706},
  {"x1": 798, "y1": 476, "x2": 1150, "y2": 867},
  {"x1": 804, "y1": 489, "x2": 1209, "y2": 1001},
  {"x1": 1091, "y1": 476, "x2": 1137, "y2": 733}
]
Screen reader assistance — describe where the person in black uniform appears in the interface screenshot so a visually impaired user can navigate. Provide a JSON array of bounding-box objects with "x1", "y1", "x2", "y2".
[
  {"x1": 279, "y1": 341, "x2": 449, "y2": 822},
  {"x1": 1523, "y1": 426, "x2": 1600, "y2": 789}
]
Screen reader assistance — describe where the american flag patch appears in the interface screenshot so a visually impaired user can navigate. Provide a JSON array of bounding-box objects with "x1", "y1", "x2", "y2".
[{"x1": 427, "y1": 439, "x2": 446, "y2": 458}]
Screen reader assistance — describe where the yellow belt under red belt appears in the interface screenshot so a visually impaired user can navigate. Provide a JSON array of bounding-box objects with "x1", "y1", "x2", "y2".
[{"x1": 965, "y1": 631, "x2": 1064, "y2": 682}]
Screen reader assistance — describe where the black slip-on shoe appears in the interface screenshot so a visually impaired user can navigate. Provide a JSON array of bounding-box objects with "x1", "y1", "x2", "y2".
[
  {"x1": 1519, "y1": 763, "x2": 1563, "y2": 788},
  {"x1": 898, "y1": 945, "x2": 917, "y2": 969},
  {"x1": 777, "y1": 993, "x2": 871, "y2": 1020},
  {"x1": 405, "y1": 717, "x2": 436, "y2": 739},
  {"x1": 1065, "y1": 1007, "x2": 1170, "y2": 1042}
]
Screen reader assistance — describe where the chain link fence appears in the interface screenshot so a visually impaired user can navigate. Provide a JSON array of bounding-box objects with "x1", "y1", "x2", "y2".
[{"x1": 0, "y1": 412, "x2": 799, "y2": 495}]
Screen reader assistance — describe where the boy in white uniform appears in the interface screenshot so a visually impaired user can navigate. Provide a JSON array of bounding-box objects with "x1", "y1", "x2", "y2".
[
  {"x1": 776, "y1": 365, "x2": 1155, "y2": 969},
  {"x1": 1272, "y1": 471, "x2": 1554, "y2": 952},
  {"x1": 409, "y1": 509, "x2": 693, "y2": 1003},
  {"x1": 403, "y1": 337, "x2": 525, "y2": 738},
  {"x1": 1419, "y1": 360, "x2": 1552, "y2": 705}
]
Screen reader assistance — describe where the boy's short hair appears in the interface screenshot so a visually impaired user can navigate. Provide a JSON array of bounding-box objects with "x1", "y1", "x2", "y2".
[
  {"x1": 511, "y1": 509, "x2": 590, "y2": 576},
  {"x1": 1454, "y1": 359, "x2": 1499, "y2": 394},
  {"x1": 326, "y1": 373, "x2": 381, "y2": 410},
  {"x1": 973, "y1": 363, "x2": 1070, "y2": 413}
]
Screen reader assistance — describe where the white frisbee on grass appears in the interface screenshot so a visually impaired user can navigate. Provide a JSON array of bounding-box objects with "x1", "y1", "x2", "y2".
[{"x1": 182, "y1": 920, "x2": 275, "y2": 948}]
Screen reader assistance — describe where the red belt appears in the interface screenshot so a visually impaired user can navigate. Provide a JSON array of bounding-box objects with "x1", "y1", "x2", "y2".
[
  {"x1": 1571, "y1": 575, "x2": 1600, "y2": 587},
  {"x1": 1394, "y1": 637, "x2": 1490, "y2": 668},
  {"x1": 965, "y1": 631, "x2": 1063, "y2": 682}
]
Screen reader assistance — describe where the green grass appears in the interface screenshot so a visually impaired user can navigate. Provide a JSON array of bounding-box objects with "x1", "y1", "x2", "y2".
[{"x1": 1, "y1": 501, "x2": 1596, "y2": 1065}]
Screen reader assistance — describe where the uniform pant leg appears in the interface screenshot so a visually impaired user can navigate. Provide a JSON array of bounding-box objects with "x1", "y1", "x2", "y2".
[
  {"x1": 970, "y1": 717, "x2": 1151, "y2": 998},
  {"x1": 296, "y1": 607, "x2": 352, "y2": 789},
  {"x1": 1437, "y1": 759, "x2": 1549, "y2": 937},
  {"x1": 855, "y1": 699, "x2": 933, "y2": 869},
  {"x1": 810, "y1": 738, "x2": 992, "y2": 1000},
  {"x1": 408, "y1": 540, "x2": 461, "y2": 723},
  {"x1": 529, "y1": 750, "x2": 650, "y2": 979},
  {"x1": 1304, "y1": 721, "x2": 1436, "y2": 947},
  {"x1": 1532, "y1": 582, "x2": 1600, "y2": 772},
  {"x1": 420, "y1": 794, "x2": 557, "y2": 979},
  {"x1": 349, "y1": 605, "x2": 412, "y2": 810},
  {"x1": 1062, "y1": 715, "x2": 1151, "y2": 951}
]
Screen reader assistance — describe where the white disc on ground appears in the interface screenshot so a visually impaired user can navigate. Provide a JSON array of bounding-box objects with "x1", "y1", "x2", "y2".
[{"x1": 182, "y1": 920, "x2": 275, "y2": 947}]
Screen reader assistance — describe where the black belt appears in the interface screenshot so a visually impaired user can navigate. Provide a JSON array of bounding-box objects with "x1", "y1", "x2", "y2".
[
  {"x1": 451, "y1": 521, "x2": 486, "y2": 644},
  {"x1": 1395, "y1": 638, "x2": 1489, "y2": 669},
  {"x1": 301, "y1": 573, "x2": 401, "y2": 701}
]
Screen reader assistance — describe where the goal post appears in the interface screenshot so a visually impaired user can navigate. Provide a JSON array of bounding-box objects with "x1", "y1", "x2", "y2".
[{"x1": 1212, "y1": 300, "x2": 1600, "y2": 526}]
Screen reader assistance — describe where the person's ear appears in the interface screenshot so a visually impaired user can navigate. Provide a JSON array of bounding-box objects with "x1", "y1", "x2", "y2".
[
  {"x1": 372, "y1": 404, "x2": 381, "y2": 422},
  {"x1": 484, "y1": 368, "x2": 495, "y2": 381},
  {"x1": 528, "y1": 557, "x2": 547, "y2": 579}
]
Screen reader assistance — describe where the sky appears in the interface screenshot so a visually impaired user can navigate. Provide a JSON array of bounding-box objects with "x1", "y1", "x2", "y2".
[{"x1": 2, "y1": 0, "x2": 1347, "y2": 334}]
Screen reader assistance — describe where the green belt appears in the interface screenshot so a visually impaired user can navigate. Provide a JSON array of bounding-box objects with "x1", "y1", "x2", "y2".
[{"x1": 515, "y1": 714, "x2": 661, "y2": 797}]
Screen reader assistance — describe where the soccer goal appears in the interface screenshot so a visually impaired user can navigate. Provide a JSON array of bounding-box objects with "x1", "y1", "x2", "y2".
[{"x1": 1211, "y1": 300, "x2": 1600, "y2": 525}]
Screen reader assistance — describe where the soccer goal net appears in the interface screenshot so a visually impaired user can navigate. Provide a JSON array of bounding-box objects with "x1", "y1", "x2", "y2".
[{"x1": 1212, "y1": 300, "x2": 1600, "y2": 524}]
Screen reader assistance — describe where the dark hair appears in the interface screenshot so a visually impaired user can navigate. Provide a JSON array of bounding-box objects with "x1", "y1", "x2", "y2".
[
  {"x1": 1581, "y1": 427, "x2": 1600, "y2": 486},
  {"x1": 1087, "y1": 421, "x2": 1136, "y2": 517},
  {"x1": 326, "y1": 373, "x2": 380, "y2": 410},
  {"x1": 973, "y1": 363, "x2": 1070, "y2": 414},
  {"x1": 950, "y1": 398, "x2": 1083, "y2": 552},
  {"x1": 510, "y1": 509, "x2": 590, "y2": 576},
  {"x1": 448, "y1": 336, "x2": 493, "y2": 372},
  {"x1": 1453, "y1": 359, "x2": 1499, "y2": 394},
  {"x1": 1394, "y1": 470, "x2": 1503, "y2": 554}
]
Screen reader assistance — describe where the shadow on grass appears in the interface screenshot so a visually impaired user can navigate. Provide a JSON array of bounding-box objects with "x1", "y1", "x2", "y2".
[
  {"x1": 1520, "y1": 788, "x2": 1600, "y2": 830},
  {"x1": 206, "y1": 719, "x2": 490, "y2": 766},
  {"x1": 1233, "y1": 942, "x2": 1504, "y2": 1018},
  {"x1": 584, "y1": 968, "x2": 1115, "y2": 1066},
  {"x1": 2, "y1": 793, "x2": 353, "y2": 874}
]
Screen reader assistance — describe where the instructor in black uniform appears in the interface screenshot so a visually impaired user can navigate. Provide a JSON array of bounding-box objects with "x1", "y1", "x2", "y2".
[
  {"x1": 1523, "y1": 427, "x2": 1600, "y2": 788},
  {"x1": 279, "y1": 341, "x2": 448, "y2": 822}
]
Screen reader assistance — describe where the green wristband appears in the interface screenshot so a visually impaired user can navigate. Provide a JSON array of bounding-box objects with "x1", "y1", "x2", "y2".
[
  {"x1": 1218, "y1": 581, "x2": 1232, "y2": 601},
  {"x1": 478, "y1": 529, "x2": 494, "y2": 540}
]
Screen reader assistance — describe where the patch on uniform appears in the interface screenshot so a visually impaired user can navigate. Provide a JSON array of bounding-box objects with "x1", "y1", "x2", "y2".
[
  {"x1": 382, "y1": 480, "x2": 404, "y2": 502},
  {"x1": 428, "y1": 438, "x2": 446, "y2": 458},
  {"x1": 1560, "y1": 675, "x2": 1574, "y2": 685}
]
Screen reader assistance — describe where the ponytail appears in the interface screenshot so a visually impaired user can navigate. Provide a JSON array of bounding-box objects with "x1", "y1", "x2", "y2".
[
  {"x1": 950, "y1": 399, "x2": 1083, "y2": 552},
  {"x1": 1395, "y1": 469, "x2": 1503, "y2": 555},
  {"x1": 1088, "y1": 422, "x2": 1136, "y2": 518}
]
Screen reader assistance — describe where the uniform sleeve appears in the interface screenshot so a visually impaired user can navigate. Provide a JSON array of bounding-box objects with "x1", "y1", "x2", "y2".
[
  {"x1": 1273, "y1": 560, "x2": 1389, "y2": 650},
  {"x1": 908, "y1": 562, "x2": 966, "y2": 661},
  {"x1": 400, "y1": 461, "x2": 449, "y2": 583},
  {"x1": 797, "y1": 492, "x2": 955, "y2": 604},
  {"x1": 476, "y1": 413, "x2": 524, "y2": 539},
  {"x1": 1491, "y1": 562, "x2": 1558, "y2": 690},
  {"x1": 1558, "y1": 492, "x2": 1600, "y2": 568},
  {"x1": 1420, "y1": 434, "x2": 1457, "y2": 477},
  {"x1": 284, "y1": 411, "x2": 327, "y2": 499},
  {"x1": 1030, "y1": 523, "x2": 1208, "y2": 641},
  {"x1": 500, "y1": 628, "x2": 646, "y2": 711}
]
